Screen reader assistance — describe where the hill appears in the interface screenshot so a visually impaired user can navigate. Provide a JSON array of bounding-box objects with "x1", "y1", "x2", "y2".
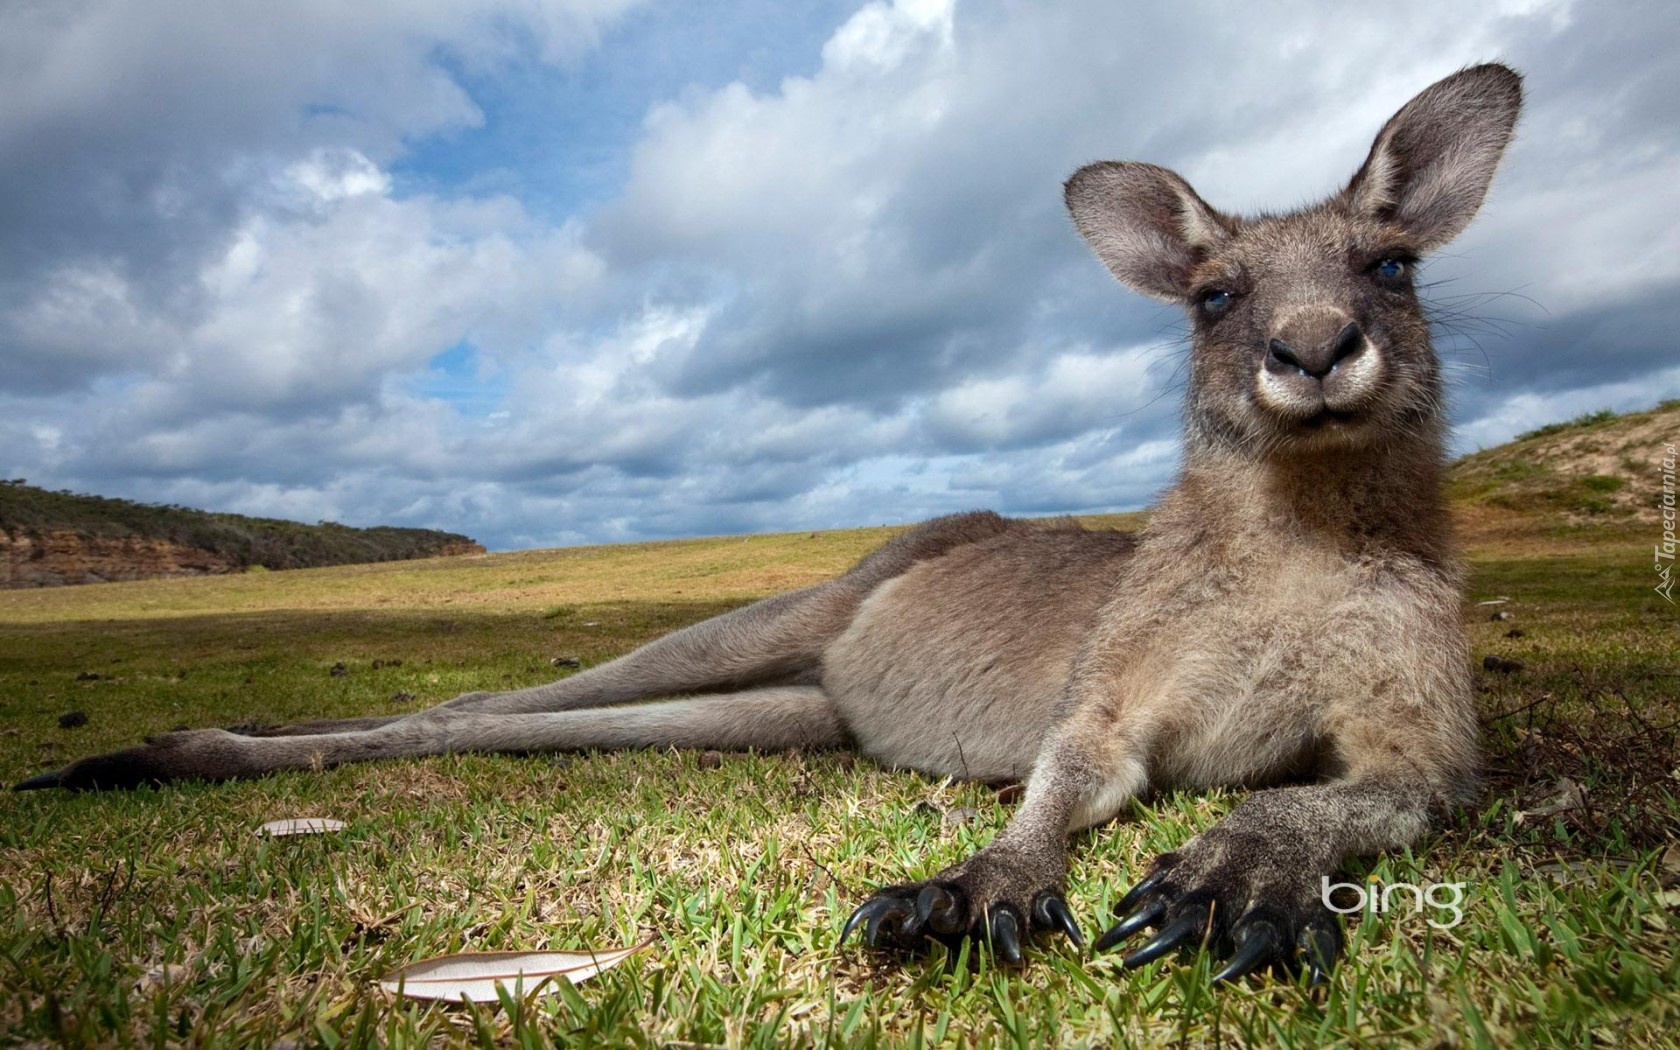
[
  {"x1": 1450, "y1": 399, "x2": 1678, "y2": 525},
  {"x1": 0, "y1": 481, "x2": 483, "y2": 588}
]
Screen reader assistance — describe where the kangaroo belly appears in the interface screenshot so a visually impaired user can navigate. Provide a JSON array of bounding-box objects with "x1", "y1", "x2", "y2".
[{"x1": 822, "y1": 524, "x2": 1135, "y2": 781}]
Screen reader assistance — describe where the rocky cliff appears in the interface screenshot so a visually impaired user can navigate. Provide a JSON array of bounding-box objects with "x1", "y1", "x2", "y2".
[
  {"x1": 0, "y1": 529, "x2": 487, "y2": 588},
  {"x1": 1, "y1": 529, "x2": 242, "y2": 587},
  {"x1": 0, "y1": 481, "x2": 487, "y2": 588}
]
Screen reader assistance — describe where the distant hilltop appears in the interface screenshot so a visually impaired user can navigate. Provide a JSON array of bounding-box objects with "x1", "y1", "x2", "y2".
[{"x1": 0, "y1": 481, "x2": 484, "y2": 588}]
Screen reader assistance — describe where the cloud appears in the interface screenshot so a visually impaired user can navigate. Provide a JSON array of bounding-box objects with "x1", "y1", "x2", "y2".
[
  {"x1": 0, "y1": 0, "x2": 637, "y2": 393},
  {"x1": 2, "y1": 0, "x2": 1678, "y2": 551}
]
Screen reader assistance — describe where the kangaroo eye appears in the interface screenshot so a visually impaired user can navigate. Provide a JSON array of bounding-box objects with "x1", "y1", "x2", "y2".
[
  {"x1": 1201, "y1": 289, "x2": 1234, "y2": 314},
  {"x1": 1373, "y1": 258, "x2": 1407, "y2": 280}
]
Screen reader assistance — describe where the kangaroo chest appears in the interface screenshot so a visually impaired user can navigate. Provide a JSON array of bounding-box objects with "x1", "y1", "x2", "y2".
[{"x1": 1102, "y1": 537, "x2": 1386, "y2": 787}]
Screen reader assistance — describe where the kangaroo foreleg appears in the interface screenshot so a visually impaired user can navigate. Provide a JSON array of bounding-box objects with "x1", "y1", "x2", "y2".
[
  {"x1": 844, "y1": 717, "x2": 1151, "y2": 962},
  {"x1": 1091, "y1": 591, "x2": 1480, "y2": 983}
]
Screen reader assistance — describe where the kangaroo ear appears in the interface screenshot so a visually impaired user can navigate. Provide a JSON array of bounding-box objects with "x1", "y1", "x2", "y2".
[
  {"x1": 1064, "y1": 161, "x2": 1234, "y2": 303},
  {"x1": 1346, "y1": 63, "x2": 1523, "y2": 250}
]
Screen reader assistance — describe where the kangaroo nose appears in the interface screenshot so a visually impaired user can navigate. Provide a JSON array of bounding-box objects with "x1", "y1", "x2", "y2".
[{"x1": 1266, "y1": 322, "x2": 1365, "y2": 379}]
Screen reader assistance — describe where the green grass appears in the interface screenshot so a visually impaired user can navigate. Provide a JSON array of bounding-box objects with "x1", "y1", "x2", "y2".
[
  {"x1": 2, "y1": 509, "x2": 1677, "y2": 1045},
  {"x1": 1515, "y1": 408, "x2": 1620, "y2": 442}
]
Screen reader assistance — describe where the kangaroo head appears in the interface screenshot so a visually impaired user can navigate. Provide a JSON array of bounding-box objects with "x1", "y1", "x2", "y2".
[{"x1": 1066, "y1": 64, "x2": 1522, "y2": 456}]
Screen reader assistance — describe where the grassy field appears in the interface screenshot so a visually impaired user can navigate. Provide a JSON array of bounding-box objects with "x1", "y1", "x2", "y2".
[{"x1": 2, "y1": 413, "x2": 1678, "y2": 1046}]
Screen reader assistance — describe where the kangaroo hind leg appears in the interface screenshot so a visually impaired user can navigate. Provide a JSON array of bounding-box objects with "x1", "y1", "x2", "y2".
[
  {"x1": 21, "y1": 686, "x2": 846, "y2": 791},
  {"x1": 439, "y1": 510, "x2": 1020, "y2": 718},
  {"x1": 18, "y1": 510, "x2": 1014, "y2": 787},
  {"x1": 232, "y1": 509, "x2": 1022, "y2": 736},
  {"x1": 206, "y1": 579, "x2": 859, "y2": 741},
  {"x1": 227, "y1": 715, "x2": 407, "y2": 737}
]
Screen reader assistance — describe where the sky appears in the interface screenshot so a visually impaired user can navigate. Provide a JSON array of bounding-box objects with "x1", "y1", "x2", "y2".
[{"x1": 2, "y1": 0, "x2": 1677, "y2": 551}]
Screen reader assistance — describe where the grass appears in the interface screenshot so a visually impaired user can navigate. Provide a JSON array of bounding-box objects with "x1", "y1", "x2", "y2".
[
  {"x1": 2, "y1": 496, "x2": 1677, "y2": 1044},
  {"x1": 1515, "y1": 408, "x2": 1621, "y2": 442}
]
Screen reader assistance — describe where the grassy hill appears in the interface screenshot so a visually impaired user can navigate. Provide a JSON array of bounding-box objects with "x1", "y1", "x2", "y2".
[
  {"x1": 1450, "y1": 400, "x2": 1679, "y2": 526},
  {"x1": 0, "y1": 480, "x2": 482, "y2": 585},
  {"x1": 0, "y1": 407, "x2": 1675, "y2": 1046}
]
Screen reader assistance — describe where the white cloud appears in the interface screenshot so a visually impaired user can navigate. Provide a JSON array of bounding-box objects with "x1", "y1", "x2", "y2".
[
  {"x1": 113, "y1": 169, "x2": 604, "y2": 420},
  {"x1": 0, "y1": 0, "x2": 642, "y2": 157},
  {"x1": 285, "y1": 149, "x2": 394, "y2": 204},
  {"x1": 925, "y1": 345, "x2": 1160, "y2": 451}
]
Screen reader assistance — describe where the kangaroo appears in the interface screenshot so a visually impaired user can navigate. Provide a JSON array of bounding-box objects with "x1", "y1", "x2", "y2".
[{"x1": 16, "y1": 64, "x2": 1521, "y2": 984}]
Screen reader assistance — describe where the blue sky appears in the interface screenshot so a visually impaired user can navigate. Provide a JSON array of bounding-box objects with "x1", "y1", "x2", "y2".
[
  {"x1": 2, "y1": 0, "x2": 1677, "y2": 550},
  {"x1": 391, "y1": 3, "x2": 858, "y2": 219}
]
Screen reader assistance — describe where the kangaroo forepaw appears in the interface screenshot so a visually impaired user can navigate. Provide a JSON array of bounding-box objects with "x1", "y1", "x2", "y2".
[
  {"x1": 1093, "y1": 847, "x2": 1344, "y2": 985},
  {"x1": 841, "y1": 884, "x2": 1079, "y2": 964},
  {"x1": 841, "y1": 849, "x2": 1080, "y2": 964}
]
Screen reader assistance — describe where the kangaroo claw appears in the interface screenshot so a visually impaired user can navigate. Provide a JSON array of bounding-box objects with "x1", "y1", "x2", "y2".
[
  {"x1": 841, "y1": 893, "x2": 917, "y2": 948},
  {"x1": 1094, "y1": 897, "x2": 1165, "y2": 951},
  {"x1": 916, "y1": 883, "x2": 965, "y2": 936},
  {"x1": 988, "y1": 906, "x2": 1024, "y2": 965},
  {"x1": 1210, "y1": 918, "x2": 1281, "y2": 983},
  {"x1": 1032, "y1": 892, "x2": 1084, "y2": 947},
  {"x1": 1120, "y1": 910, "x2": 1208, "y2": 969}
]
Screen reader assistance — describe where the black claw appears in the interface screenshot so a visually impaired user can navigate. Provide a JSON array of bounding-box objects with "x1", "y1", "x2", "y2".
[
  {"x1": 11, "y1": 770, "x2": 63, "y2": 792},
  {"x1": 1298, "y1": 918, "x2": 1344, "y2": 985},
  {"x1": 1210, "y1": 919, "x2": 1280, "y2": 983},
  {"x1": 988, "y1": 907, "x2": 1023, "y2": 965},
  {"x1": 1121, "y1": 911, "x2": 1207, "y2": 969},
  {"x1": 869, "y1": 898, "x2": 917, "y2": 947},
  {"x1": 1094, "y1": 898, "x2": 1166, "y2": 953},
  {"x1": 1112, "y1": 868, "x2": 1170, "y2": 916},
  {"x1": 1032, "y1": 893, "x2": 1084, "y2": 947},
  {"x1": 842, "y1": 895, "x2": 914, "y2": 947},
  {"x1": 842, "y1": 877, "x2": 1089, "y2": 965},
  {"x1": 916, "y1": 883, "x2": 965, "y2": 937},
  {"x1": 839, "y1": 899, "x2": 878, "y2": 945}
]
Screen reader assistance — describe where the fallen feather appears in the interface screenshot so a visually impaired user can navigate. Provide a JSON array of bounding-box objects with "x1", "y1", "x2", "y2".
[
  {"x1": 257, "y1": 817, "x2": 347, "y2": 837},
  {"x1": 379, "y1": 936, "x2": 655, "y2": 1003}
]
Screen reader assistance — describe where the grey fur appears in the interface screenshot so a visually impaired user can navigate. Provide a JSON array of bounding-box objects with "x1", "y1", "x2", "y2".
[{"x1": 19, "y1": 64, "x2": 1524, "y2": 985}]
